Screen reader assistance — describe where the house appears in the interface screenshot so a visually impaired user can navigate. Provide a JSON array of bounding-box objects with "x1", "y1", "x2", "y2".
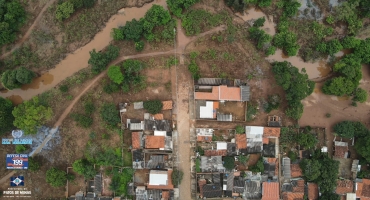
[
  {"x1": 144, "y1": 119, "x2": 172, "y2": 132},
  {"x1": 235, "y1": 134, "x2": 247, "y2": 152},
  {"x1": 223, "y1": 172, "x2": 234, "y2": 192},
  {"x1": 152, "y1": 113, "x2": 164, "y2": 120},
  {"x1": 195, "y1": 85, "x2": 250, "y2": 102},
  {"x1": 161, "y1": 101, "x2": 173, "y2": 110},
  {"x1": 267, "y1": 115, "x2": 282, "y2": 127},
  {"x1": 197, "y1": 101, "x2": 218, "y2": 119},
  {"x1": 147, "y1": 170, "x2": 174, "y2": 190},
  {"x1": 135, "y1": 186, "x2": 173, "y2": 200},
  {"x1": 307, "y1": 183, "x2": 319, "y2": 200},
  {"x1": 127, "y1": 119, "x2": 144, "y2": 130},
  {"x1": 283, "y1": 157, "x2": 291, "y2": 179},
  {"x1": 335, "y1": 179, "x2": 354, "y2": 196},
  {"x1": 145, "y1": 136, "x2": 165, "y2": 149},
  {"x1": 204, "y1": 149, "x2": 227, "y2": 156},
  {"x1": 334, "y1": 141, "x2": 349, "y2": 158},
  {"x1": 262, "y1": 182, "x2": 279, "y2": 200},
  {"x1": 264, "y1": 158, "x2": 279, "y2": 179},
  {"x1": 200, "y1": 156, "x2": 225, "y2": 172},
  {"x1": 356, "y1": 179, "x2": 370, "y2": 199},
  {"x1": 243, "y1": 171, "x2": 262, "y2": 199},
  {"x1": 245, "y1": 126, "x2": 264, "y2": 153},
  {"x1": 226, "y1": 142, "x2": 237, "y2": 156},
  {"x1": 132, "y1": 149, "x2": 144, "y2": 169},
  {"x1": 263, "y1": 127, "x2": 281, "y2": 138},
  {"x1": 68, "y1": 174, "x2": 112, "y2": 200},
  {"x1": 132, "y1": 132, "x2": 143, "y2": 149},
  {"x1": 282, "y1": 180, "x2": 305, "y2": 200},
  {"x1": 202, "y1": 184, "x2": 223, "y2": 198},
  {"x1": 291, "y1": 164, "x2": 303, "y2": 178},
  {"x1": 196, "y1": 128, "x2": 213, "y2": 142}
]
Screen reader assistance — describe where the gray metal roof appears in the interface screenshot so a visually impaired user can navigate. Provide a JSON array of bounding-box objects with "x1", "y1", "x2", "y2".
[
  {"x1": 217, "y1": 113, "x2": 232, "y2": 121},
  {"x1": 144, "y1": 120, "x2": 172, "y2": 132},
  {"x1": 147, "y1": 189, "x2": 161, "y2": 200},
  {"x1": 134, "y1": 102, "x2": 144, "y2": 109},
  {"x1": 283, "y1": 157, "x2": 291, "y2": 179},
  {"x1": 240, "y1": 85, "x2": 250, "y2": 101},
  {"x1": 146, "y1": 155, "x2": 165, "y2": 169},
  {"x1": 201, "y1": 156, "x2": 224, "y2": 172},
  {"x1": 196, "y1": 78, "x2": 228, "y2": 86},
  {"x1": 243, "y1": 180, "x2": 262, "y2": 199}
]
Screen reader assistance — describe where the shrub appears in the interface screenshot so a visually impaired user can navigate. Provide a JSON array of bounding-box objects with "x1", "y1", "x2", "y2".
[
  {"x1": 112, "y1": 28, "x2": 124, "y2": 41},
  {"x1": 181, "y1": 9, "x2": 223, "y2": 36},
  {"x1": 1, "y1": 70, "x2": 20, "y2": 90},
  {"x1": 46, "y1": 167, "x2": 67, "y2": 187},
  {"x1": 100, "y1": 103, "x2": 120, "y2": 126},
  {"x1": 59, "y1": 85, "x2": 69, "y2": 92},
  {"x1": 172, "y1": 169, "x2": 184, "y2": 186},
  {"x1": 235, "y1": 125, "x2": 245, "y2": 134},
  {"x1": 253, "y1": 17, "x2": 265, "y2": 27},
  {"x1": 325, "y1": 39, "x2": 343, "y2": 55},
  {"x1": 325, "y1": 113, "x2": 331, "y2": 118},
  {"x1": 84, "y1": 101, "x2": 95, "y2": 115},
  {"x1": 288, "y1": 151, "x2": 298, "y2": 162},
  {"x1": 72, "y1": 159, "x2": 97, "y2": 179},
  {"x1": 71, "y1": 113, "x2": 93, "y2": 128},
  {"x1": 143, "y1": 100, "x2": 163, "y2": 114},
  {"x1": 249, "y1": 156, "x2": 264, "y2": 173},
  {"x1": 326, "y1": 15, "x2": 335, "y2": 24},
  {"x1": 135, "y1": 41, "x2": 145, "y2": 52},
  {"x1": 322, "y1": 77, "x2": 356, "y2": 96},
  {"x1": 103, "y1": 82, "x2": 120, "y2": 94},
  {"x1": 341, "y1": 36, "x2": 361, "y2": 49},
  {"x1": 223, "y1": 156, "x2": 235, "y2": 170},
  {"x1": 188, "y1": 61, "x2": 201, "y2": 80},
  {"x1": 107, "y1": 65, "x2": 124, "y2": 84},
  {"x1": 265, "y1": 94, "x2": 281, "y2": 113},
  {"x1": 15, "y1": 67, "x2": 35, "y2": 84},
  {"x1": 353, "y1": 88, "x2": 368, "y2": 103},
  {"x1": 238, "y1": 155, "x2": 248, "y2": 164},
  {"x1": 89, "y1": 45, "x2": 120, "y2": 74},
  {"x1": 55, "y1": 2, "x2": 74, "y2": 21},
  {"x1": 15, "y1": 145, "x2": 27, "y2": 153},
  {"x1": 297, "y1": 133, "x2": 317, "y2": 149},
  {"x1": 28, "y1": 157, "x2": 41, "y2": 172},
  {"x1": 266, "y1": 46, "x2": 276, "y2": 55}
]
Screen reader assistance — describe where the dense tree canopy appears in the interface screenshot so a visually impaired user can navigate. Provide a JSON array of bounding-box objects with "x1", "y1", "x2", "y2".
[
  {"x1": 122, "y1": 19, "x2": 143, "y2": 42},
  {"x1": 88, "y1": 45, "x2": 120, "y2": 74},
  {"x1": 316, "y1": 154, "x2": 339, "y2": 193},
  {"x1": 300, "y1": 159, "x2": 321, "y2": 181},
  {"x1": 46, "y1": 167, "x2": 67, "y2": 187},
  {"x1": 273, "y1": 20, "x2": 300, "y2": 56},
  {"x1": 167, "y1": 0, "x2": 199, "y2": 17},
  {"x1": 272, "y1": 61, "x2": 315, "y2": 120},
  {"x1": 55, "y1": 1, "x2": 74, "y2": 21},
  {"x1": 1, "y1": 67, "x2": 35, "y2": 90},
  {"x1": 72, "y1": 159, "x2": 97, "y2": 179},
  {"x1": 12, "y1": 97, "x2": 53, "y2": 134},
  {"x1": 341, "y1": 36, "x2": 361, "y2": 49},
  {"x1": 297, "y1": 133, "x2": 317, "y2": 149},
  {"x1": 320, "y1": 193, "x2": 340, "y2": 200},
  {"x1": 100, "y1": 103, "x2": 120, "y2": 127},
  {"x1": 353, "y1": 88, "x2": 368, "y2": 103},
  {"x1": 0, "y1": 0, "x2": 27, "y2": 46},
  {"x1": 0, "y1": 97, "x2": 14, "y2": 135}
]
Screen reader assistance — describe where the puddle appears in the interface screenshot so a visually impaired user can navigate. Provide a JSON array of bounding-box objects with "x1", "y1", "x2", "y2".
[
  {"x1": 21, "y1": 73, "x2": 54, "y2": 90},
  {"x1": 0, "y1": 0, "x2": 166, "y2": 101},
  {"x1": 236, "y1": 7, "x2": 276, "y2": 36},
  {"x1": 331, "y1": 96, "x2": 350, "y2": 101},
  {"x1": 6, "y1": 95, "x2": 23, "y2": 105}
]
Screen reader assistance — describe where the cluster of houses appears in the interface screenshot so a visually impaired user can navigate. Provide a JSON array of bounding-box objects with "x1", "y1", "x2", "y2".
[{"x1": 123, "y1": 100, "x2": 178, "y2": 200}]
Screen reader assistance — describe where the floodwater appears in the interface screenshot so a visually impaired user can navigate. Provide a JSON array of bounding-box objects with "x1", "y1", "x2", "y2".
[
  {"x1": 0, "y1": 0, "x2": 167, "y2": 102},
  {"x1": 297, "y1": 0, "x2": 323, "y2": 20},
  {"x1": 7, "y1": 95, "x2": 23, "y2": 105},
  {"x1": 236, "y1": 7, "x2": 276, "y2": 36},
  {"x1": 266, "y1": 49, "x2": 351, "y2": 79}
]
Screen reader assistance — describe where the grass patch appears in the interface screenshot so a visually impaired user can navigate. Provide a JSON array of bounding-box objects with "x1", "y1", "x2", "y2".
[{"x1": 246, "y1": 102, "x2": 258, "y2": 121}]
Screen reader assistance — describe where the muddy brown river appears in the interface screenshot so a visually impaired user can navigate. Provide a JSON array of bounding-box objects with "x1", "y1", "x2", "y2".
[{"x1": 0, "y1": 0, "x2": 167, "y2": 103}]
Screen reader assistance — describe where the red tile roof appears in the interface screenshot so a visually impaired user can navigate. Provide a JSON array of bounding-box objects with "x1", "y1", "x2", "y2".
[
  {"x1": 308, "y1": 183, "x2": 319, "y2": 200},
  {"x1": 356, "y1": 179, "x2": 370, "y2": 199},
  {"x1": 195, "y1": 86, "x2": 241, "y2": 101},
  {"x1": 335, "y1": 180, "x2": 354, "y2": 195},
  {"x1": 132, "y1": 132, "x2": 141, "y2": 149},
  {"x1": 197, "y1": 136, "x2": 212, "y2": 142},
  {"x1": 334, "y1": 145, "x2": 349, "y2": 158},
  {"x1": 262, "y1": 182, "x2": 279, "y2": 200},
  {"x1": 235, "y1": 134, "x2": 247, "y2": 149},
  {"x1": 145, "y1": 136, "x2": 165, "y2": 149},
  {"x1": 263, "y1": 137, "x2": 269, "y2": 144},
  {"x1": 263, "y1": 127, "x2": 281, "y2": 138},
  {"x1": 162, "y1": 101, "x2": 173, "y2": 110},
  {"x1": 291, "y1": 164, "x2": 302, "y2": 178},
  {"x1": 198, "y1": 179, "x2": 207, "y2": 197},
  {"x1": 153, "y1": 113, "x2": 164, "y2": 120},
  {"x1": 147, "y1": 170, "x2": 174, "y2": 190},
  {"x1": 293, "y1": 180, "x2": 305, "y2": 193},
  {"x1": 204, "y1": 150, "x2": 227, "y2": 156},
  {"x1": 283, "y1": 192, "x2": 304, "y2": 200}
]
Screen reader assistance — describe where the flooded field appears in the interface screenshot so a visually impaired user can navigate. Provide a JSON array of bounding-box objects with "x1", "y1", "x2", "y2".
[
  {"x1": 236, "y1": 7, "x2": 275, "y2": 36},
  {"x1": 0, "y1": 0, "x2": 167, "y2": 102}
]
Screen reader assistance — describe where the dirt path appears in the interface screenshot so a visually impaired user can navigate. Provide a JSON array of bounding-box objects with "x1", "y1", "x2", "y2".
[{"x1": 0, "y1": 0, "x2": 57, "y2": 59}]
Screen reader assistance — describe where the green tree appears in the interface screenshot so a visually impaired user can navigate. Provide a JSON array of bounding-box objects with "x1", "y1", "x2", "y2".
[
  {"x1": 341, "y1": 36, "x2": 361, "y2": 49},
  {"x1": 172, "y1": 169, "x2": 184, "y2": 187},
  {"x1": 55, "y1": 1, "x2": 74, "y2": 21},
  {"x1": 142, "y1": 5, "x2": 171, "y2": 40},
  {"x1": 15, "y1": 67, "x2": 35, "y2": 84},
  {"x1": 167, "y1": 0, "x2": 200, "y2": 17},
  {"x1": 325, "y1": 39, "x2": 343, "y2": 55},
  {"x1": 334, "y1": 121, "x2": 356, "y2": 138},
  {"x1": 12, "y1": 97, "x2": 53, "y2": 134},
  {"x1": 273, "y1": 31, "x2": 300, "y2": 56},
  {"x1": 238, "y1": 155, "x2": 248, "y2": 164},
  {"x1": 316, "y1": 154, "x2": 339, "y2": 193},
  {"x1": 122, "y1": 19, "x2": 143, "y2": 41},
  {"x1": 72, "y1": 159, "x2": 97, "y2": 179},
  {"x1": 112, "y1": 28, "x2": 124, "y2": 41},
  {"x1": 249, "y1": 156, "x2": 264, "y2": 173},
  {"x1": 1, "y1": 70, "x2": 21, "y2": 90},
  {"x1": 223, "y1": 156, "x2": 235, "y2": 170},
  {"x1": 253, "y1": 17, "x2": 265, "y2": 28},
  {"x1": 282, "y1": 0, "x2": 301, "y2": 17},
  {"x1": 100, "y1": 103, "x2": 120, "y2": 127},
  {"x1": 322, "y1": 77, "x2": 356, "y2": 96},
  {"x1": 15, "y1": 144, "x2": 27, "y2": 153},
  {"x1": 300, "y1": 159, "x2": 321, "y2": 181},
  {"x1": 107, "y1": 66, "x2": 124, "y2": 84},
  {"x1": 0, "y1": 0, "x2": 26, "y2": 46},
  {"x1": 356, "y1": 137, "x2": 370, "y2": 162},
  {"x1": 0, "y1": 97, "x2": 14, "y2": 135},
  {"x1": 353, "y1": 88, "x2": 368, "y2": 103},
  {"x1": 188, "y1": 61, "x2": 201, "y2": 80},
  {"x1": 297, "y1": 133, "x2": 317, "y2": 149},
  {"x1": 235, "y1": 125, "x2": 245, "y2": 134},
  {"x1": 143, "y1": 100, "x2": 163, "y2": 114},
  {"x1": 266, "y1": 46, "x2": 276, "y2": 56},
  {"x1": 135, "y1": 41, "x2": 145, "y2": 52},
  {"x1": 326, "y1": 15, "x2": 335, "y2": 24},
  {"x1": 46, "y1": 167, "x2": 67, "y2": 187},
  {"x1": 320, "y1": 193, "x2": 340, "y2": 200},
  {"x1": 28, "y1": 157, "x2": 41, "y2": 172}
]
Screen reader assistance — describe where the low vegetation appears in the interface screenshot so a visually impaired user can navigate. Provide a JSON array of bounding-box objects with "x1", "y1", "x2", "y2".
[
  {"x1": 143, "y1": 100, "x2": 163, "y2": 114},
  {"x1": 172, "y1": 169, "x2": 184, "y2": 186},
  {"x1": 181, "y1": 9, "x2": 224, "y2": 36},
  {"x1": 0, "y1": 97, "x2": 14, "y2": 135},
  {"x1": 46, "y1": 167, "x2": 69, "y2": 187}
]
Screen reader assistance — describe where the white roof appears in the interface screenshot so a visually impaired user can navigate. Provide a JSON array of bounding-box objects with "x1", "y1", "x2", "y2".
[
  {"x1": 335, "y1": 141, "x2": 348, "y2": 147},
  {"x1": 217, "y1": 142, "x2": 227, "y2": 150},
  {"x1": 346, "y1": 193, "x2": 356, "y2": 200},
  {"x1": 149, "y1": 170, "x2": 168, "y2": 185},
  {"x1": 154, "y1": 131, "x2": 166, "y2": 136},
  {"x1": 196, "y1": 128, "x2": 214, "y2": 136},
  {"x1": 321, "y1": 146, "x2": 328, "y2": 152},
  {"x1": 245, "y1": 126, "x2": 264, "y2": 138},
  {"x1": 200, "y1": 101, "x2": 214, "y2": 119},
  {"x1": 134, "y1": 102, "x2": 144, "y2": 109}
]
